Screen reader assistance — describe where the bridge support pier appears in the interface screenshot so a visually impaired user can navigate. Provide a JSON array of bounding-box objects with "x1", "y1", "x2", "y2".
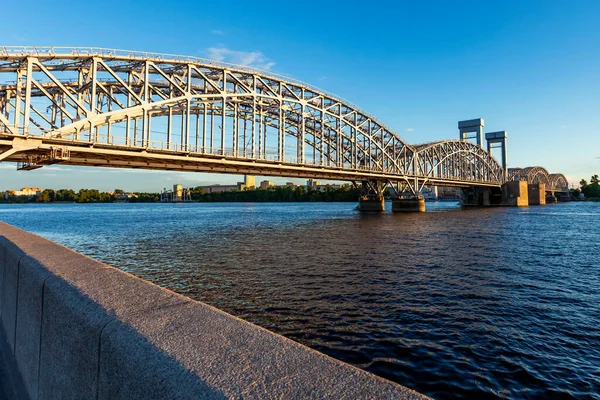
[
  {"x1": 357, "y1": 196, "x2": 385, "y2": 212},
  {"x1": 528, "y1": 183, "x2": 546, "y2": 205},
  {"x1": 356, "y1": 180, "x2": 386, "y2": 212},
  {"x1": 501, "y1": 181, "x2": 528, "y2": 206},
  {"x1": 392, "y1": 196, "x2": 426, "y2": 212},
  {"x1": 546, "y1": 194, "x2": 558, "y2": 203},
  {"x1": 461, "y1": 187, "x2": 490, "y2": 207}
]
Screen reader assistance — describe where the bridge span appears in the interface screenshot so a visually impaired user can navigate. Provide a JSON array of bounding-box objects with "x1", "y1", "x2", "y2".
[{"x1": 0, "y1": 47, "x2": 568, "y2": 210}]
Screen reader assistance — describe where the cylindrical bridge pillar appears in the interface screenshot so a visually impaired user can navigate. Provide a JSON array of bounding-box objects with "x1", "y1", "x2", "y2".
[
  {"x1": 356, "y1": 179, "x2": 386, "y2": 212},
  {"x1": 357, "y1": 196, "x2": 385, "y2": 212},
  {"x1": 392, "y1": 196, "x2": 426, "y2": 212}
]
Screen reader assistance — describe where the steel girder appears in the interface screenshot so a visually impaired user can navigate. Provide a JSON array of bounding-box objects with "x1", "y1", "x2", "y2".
[{"x1": 0, "y1": 47, "x2": 507, "y2": 188}]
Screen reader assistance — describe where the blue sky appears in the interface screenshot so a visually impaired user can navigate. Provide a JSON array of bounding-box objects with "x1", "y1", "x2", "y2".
[{"x1": 1, "y1": 0, "x2": 599, "y2": 191}]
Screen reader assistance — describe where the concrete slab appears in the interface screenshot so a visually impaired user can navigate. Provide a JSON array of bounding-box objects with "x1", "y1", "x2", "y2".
[
  {"x1": 0, "y1": 236, "x2": 7, "y2": 316},
  {"x1": 0, "y1": 326, "x2": 28, "y2": 400},
  {"x1": 14, "y1": 255, "x2": 106, "y2": 400},
  {"x1": 99, "y1": 301, "x2": 425, "y2": 399},
  {"x1": 1, "y1": 242, "x2": 24, "y2": 353},
  {"x1": 38, "y1": 267, "x2": 188, "y2": 400}
]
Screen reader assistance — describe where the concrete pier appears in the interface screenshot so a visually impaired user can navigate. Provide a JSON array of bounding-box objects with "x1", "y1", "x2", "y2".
[
  {"x1": 461, "y1": 187, "x2": 499, "y2": 207},
  {"x1": 528, "y1": 183, "x2": 546, "y2": 205},
  {"x1": 357, "y1": 196, "x2": 385, "y2": 212},
  {"x1": 0, "y1": 221, "x2": 427, "y2": 399},
  {"x1": 501, "y1": 181, "x2": 529, "y2": 206},
  {"x1": 392, "y1": 196, "x2": 426, "y2": 212}
]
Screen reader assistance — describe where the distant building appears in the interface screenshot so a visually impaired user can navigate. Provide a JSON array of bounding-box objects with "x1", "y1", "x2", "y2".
[
  {"x1": 306, "y1": 179, "x2": 345, "y2": 192},
  {"x1": 200, "y1": 175, "x2": 255, "y2": 193},
  {"x1": 115, "y1": 192, "x2": 137, "y2": 202},
  {"x1": 160, "y1": 184, "x2": 191, "y2": 201},
  {"x1": 306, "y1": 179, "x2": 321, "y2": 190},
  {"x1": 243, "y1": 175, "x2": 255, "y2": 190},
  {"x1": 201, "y1": 184, "x2": 241, "y2": 194},
  {"x1": 285, "y1": 182, "x2": 297, "y2": 187},
  {"x1": 437, "y1": 186, "x2": 462, "y2": 199},
  {"x1": 260, "y1": 180, "x2": 275, "y2": 189},
  {"x1": 173, "y1": 184, "x2": 183, "y2": 201},
  {"x1": 4, "y1": 187, "x2": 43, "y2": 199}
]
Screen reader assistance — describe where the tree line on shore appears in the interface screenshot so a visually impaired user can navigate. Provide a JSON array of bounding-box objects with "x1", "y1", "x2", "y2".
[
  {"x1": 571, "y1": 174, "x2": 600, "y2": 199},
  {"x1": 1, "y1": 185, "x2": 361, "y2": 203},
  {"x1": 3, "y1": 174, "x2": 597, "y2": 204}
]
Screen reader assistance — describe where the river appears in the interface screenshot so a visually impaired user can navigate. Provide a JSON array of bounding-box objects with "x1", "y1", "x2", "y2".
[{"x1": 0, "y1": 201, "x2": 598, "y2": 399}]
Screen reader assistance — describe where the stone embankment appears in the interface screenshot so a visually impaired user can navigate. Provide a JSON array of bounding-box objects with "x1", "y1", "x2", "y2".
[{"x1": 0, "y1": 221, "x2": 427, "y2": 399}]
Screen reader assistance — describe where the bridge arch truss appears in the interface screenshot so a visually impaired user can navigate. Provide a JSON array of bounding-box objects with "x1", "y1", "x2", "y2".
[
  {"x1": 0, "y1": 47, "x2": 505, "y2": 189},
  {"x1": 508, "y1": 167, "x2": 568, "y2": 192}
]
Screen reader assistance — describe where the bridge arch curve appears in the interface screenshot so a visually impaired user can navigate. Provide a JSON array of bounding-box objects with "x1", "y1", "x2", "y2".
[
  {"x1": 508, "y1": 166, "x2": 551, "y2": 185},
  {"x1": 0, "y1": 47, "x2": 544, "y2": 190},
  {"x1": 414, "y1": 140, "x2": 505, "y2": 185},
  {"x1": 549, "y1": 173, "x2": 568, "y2": 192},
  {"x1": 0, "y1": 47, "x2": 414, "y2": 176}
]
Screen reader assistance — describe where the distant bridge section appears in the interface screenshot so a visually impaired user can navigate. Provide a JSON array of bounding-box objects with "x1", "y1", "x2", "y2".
[{"x1": 508, "y1": 167, "x2": 568, "y2": 193}]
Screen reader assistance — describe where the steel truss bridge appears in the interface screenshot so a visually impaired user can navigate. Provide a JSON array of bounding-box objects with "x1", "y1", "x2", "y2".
[
  {"x1": 0, "y1": 47, "x2": 568, "y2": 197},
  {"x1": 508, "y1": 167, "x2": 568, "y2": 194}
]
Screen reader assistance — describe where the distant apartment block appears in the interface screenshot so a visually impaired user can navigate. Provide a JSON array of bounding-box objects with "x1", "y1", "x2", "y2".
[
  {"x1": 260, "y1": 180, "x2": 275, "y2": 189},
  {"x1": 244, "y1": 175, "x2": 256, "y2": 190},
  {"x1": 200, "y1": 175, "x2": 256, "y2": 194},
  {"x1": 201, "y1": 184, "x2": 242, "y2": 194},
  {"x1": 306, "y1": 179, "x2": 346, "y2": 192},
  {"x1": 4, "y1": 187, "x2": 43, "y2": 199}
]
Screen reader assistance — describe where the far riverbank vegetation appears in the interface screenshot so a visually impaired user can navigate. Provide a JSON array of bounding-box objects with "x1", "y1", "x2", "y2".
[
  {"x1": 1, "y1": 185, "x2": 361, "y2": 204},
  {"x1": 571, "y1": 174, "x2": 600, "y2": 201},
  {"x1": 3, "y1": 174, "x2": 598, "y2": 204}
]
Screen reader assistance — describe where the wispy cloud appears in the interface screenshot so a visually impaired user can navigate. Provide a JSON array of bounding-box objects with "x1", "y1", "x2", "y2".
[
  {"x1": 210, "y1": 29, "x2": 224, "y2": 35},
  {"x1": 9, "y1": 33, "x2": 28, "y2": 42},
  {"x1": 205, "y1": 47, "x2": 275, "y2": 70},
  {"x1": 406, "y1": 128, "x2": 415, "y2": 132}
]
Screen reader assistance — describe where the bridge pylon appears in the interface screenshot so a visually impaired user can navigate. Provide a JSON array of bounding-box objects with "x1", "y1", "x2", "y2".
[
  {"x1": 389, "y1": 181, "x2": 426, "y2": 212},
  {"x1": 458, "y1": 118, "x2": 484, "y2": 147},
  {"x1": 356, "y1": 180, "x2": 386, "y2": 212}
]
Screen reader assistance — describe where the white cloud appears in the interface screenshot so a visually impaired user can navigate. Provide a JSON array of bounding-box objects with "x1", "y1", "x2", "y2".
[
  {"x1": 210, "y1": 29, "x2": 224, "y2": 35},
  {"x1": 9, "y1": 33, "x2": 28, "y2": 42},
  {"x1": 205, "y1": 47, "x2": 275, "y2": 70},
  {"x1": 406, "y1": 128, "x2": 415, "y2": 132}
]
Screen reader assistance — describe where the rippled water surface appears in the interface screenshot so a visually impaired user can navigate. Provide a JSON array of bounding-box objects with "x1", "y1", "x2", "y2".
[{"x1": 1, "y1": 201, "x2": 599, "y2": 399}]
